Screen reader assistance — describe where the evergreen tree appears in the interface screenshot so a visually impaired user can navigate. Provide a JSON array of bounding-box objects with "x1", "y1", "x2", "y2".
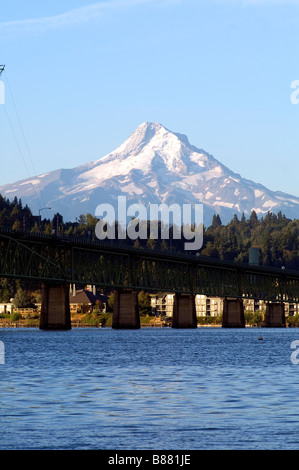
[
  {"x1": 211, "y1": 214, "x2": 222, "y2": 229},
  {"x1": 13, "y1": 288, "x2": 36, "y2": 308},
  {"x1": 249, "y1": 210, "x2": 258, "y2": 227}
]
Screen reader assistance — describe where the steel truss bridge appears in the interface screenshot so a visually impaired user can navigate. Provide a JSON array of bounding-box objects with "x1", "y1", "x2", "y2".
[{"x1": 1, "y1": 229, "x2": 299, "y2": 303}]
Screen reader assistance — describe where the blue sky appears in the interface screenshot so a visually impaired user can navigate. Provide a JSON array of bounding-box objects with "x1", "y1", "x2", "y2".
[{"x1": 1, "y1": 0, "x2": 299, "y2": 198}]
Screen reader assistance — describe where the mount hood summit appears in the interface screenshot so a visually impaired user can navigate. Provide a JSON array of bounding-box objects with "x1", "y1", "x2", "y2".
[{"x1": 1, "y1": 121, "x2": 299, "y2": 225}]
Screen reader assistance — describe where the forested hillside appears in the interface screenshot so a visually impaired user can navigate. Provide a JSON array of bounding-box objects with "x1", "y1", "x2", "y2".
[{"x1": 1, "y1": 194, "x2": 299, "y2": 270}]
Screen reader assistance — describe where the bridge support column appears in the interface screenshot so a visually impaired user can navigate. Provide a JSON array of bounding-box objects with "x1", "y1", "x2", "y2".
[
  {"x1": 172, "y1": 293, "x2": 197, "y2": 328},
  {"x1": 40, "y1": 282, "x2": 71, "y2": 330},
  {"x1": 112, "y1": 289, "x2": 140, "y2": 329},
  {"x1": 222, "y1": 298, "x2": 245, "y2": 328},
  {"x1": 263, "y1": 302, "x2": 285, "y2": 327}
]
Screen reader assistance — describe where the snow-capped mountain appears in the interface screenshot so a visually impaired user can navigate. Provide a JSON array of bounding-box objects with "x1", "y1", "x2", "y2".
[{"x1": 1, "y1": 121, "x2": 299, "y2": 225}]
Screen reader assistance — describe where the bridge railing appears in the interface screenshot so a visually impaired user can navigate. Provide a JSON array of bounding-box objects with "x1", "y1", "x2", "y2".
[{"x1": 2, "y1": 228, "x2": 299, "y2": 302}]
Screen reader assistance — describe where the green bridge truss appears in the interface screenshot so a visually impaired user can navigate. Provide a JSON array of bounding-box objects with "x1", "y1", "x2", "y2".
[{"x1": 1, "y1": 230, "x2": 299, "y2": 303}]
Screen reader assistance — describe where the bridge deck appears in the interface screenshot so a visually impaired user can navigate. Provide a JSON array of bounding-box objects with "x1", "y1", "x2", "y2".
[{"x1": 1, "y1": 229, "x2": 299, "y2": 302}]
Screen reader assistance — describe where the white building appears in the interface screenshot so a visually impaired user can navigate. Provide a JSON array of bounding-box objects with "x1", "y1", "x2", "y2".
[
  {"x1": 151, "y1": 294, "x2": 223, "y2": 317},
  {"x1": 151, "y1": 293, "x2": 174, "y2": 317},
  {"x1": 0, "y1": 303, "x2": 13, "y2": 314}
]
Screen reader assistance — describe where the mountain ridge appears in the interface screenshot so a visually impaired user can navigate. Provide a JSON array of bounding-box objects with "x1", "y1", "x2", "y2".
[{"x1": 1, "y1": 121, "x2": 299, "y2": 225}]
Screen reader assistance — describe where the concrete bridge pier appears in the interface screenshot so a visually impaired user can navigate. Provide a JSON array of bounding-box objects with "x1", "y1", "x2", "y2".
[
  {"x1": 263, "y1": 302, "x2": 286, "y2": 327},
  {"x1": 172, "y1": 293, "x2": 197, "y2": 328},
  {"x1": 222, "y1": 298, "x2": 245, "y2": 328},
  {"x1": 112, "y1": 289, "x2": 140, "y2": 329},
  {"x1": 40, "y1": 282, "x2": 71, "y2": 330}
]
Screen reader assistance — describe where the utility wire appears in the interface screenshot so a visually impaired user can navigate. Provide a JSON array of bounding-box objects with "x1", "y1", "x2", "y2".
[
  {"x1": 2, "y1": 69, "x2": 47, "y2": 210},
  {"x1": 3, "y1": 103, "x2": 44, "y2": 210}
]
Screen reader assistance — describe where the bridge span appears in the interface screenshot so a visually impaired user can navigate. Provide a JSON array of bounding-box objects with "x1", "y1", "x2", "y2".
[{"x1": 0, "y1": 229, "x2": 298, "y2": 329}]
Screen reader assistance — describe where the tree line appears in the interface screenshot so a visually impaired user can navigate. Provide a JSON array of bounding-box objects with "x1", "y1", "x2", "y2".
[{"x1": 1, "y1": 194, "x2": 299, "y2": 270}]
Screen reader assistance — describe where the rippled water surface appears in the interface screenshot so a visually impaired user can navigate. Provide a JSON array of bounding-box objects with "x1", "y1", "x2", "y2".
[{"x1": 1, "y1": 327, "x2": 299, "y2": 450}]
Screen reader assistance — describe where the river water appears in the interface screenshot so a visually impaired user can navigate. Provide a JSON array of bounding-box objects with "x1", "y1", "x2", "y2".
[{"x1": 1, "y1": 326, "x2": 299, "y2": 450}]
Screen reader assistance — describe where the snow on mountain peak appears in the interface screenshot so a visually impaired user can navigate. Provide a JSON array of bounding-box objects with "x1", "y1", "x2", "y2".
[
  {"x1": 1, "y1": 121, "x2": 299, "y2": 224},
  {"x1": 79, "y1": 122, "x2": 196, "y2": 184}
]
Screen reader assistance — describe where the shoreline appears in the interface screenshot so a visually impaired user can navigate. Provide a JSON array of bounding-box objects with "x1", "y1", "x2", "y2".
[
  {"x1": 0, "y1": 319, "x2": 222, "y2": 328},
  {"x1": 0, "y1": 321, "x2": 269, "y2": 329}
]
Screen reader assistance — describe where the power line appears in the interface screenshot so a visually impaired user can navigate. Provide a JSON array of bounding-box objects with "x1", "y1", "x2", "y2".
[
  {"x1": 2, "y1": 68, "x2": 47, "y2": 210},
  {"x1": 2, "y1": 104, "x2": 44, "y2": 209}
]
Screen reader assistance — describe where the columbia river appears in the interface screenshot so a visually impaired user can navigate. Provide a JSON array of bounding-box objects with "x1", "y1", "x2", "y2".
[{"x1": 1, "y1": 327, "x2": 299, "y2": 450}]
